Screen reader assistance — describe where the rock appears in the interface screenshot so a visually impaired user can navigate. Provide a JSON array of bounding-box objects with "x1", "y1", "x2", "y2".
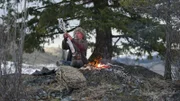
[
  {"x1": 172, "y1": 80, "x2": 180, "y2": 90},
  {"x1": 170, "y1": 90, "x2": 180, "y2": 101},
  {"x1": 61, "y1": 96, "x2": 72, "y2": 101},
  {"x1": 32, "y1": 67, "x2": 55, "y2": 76},
  {"x1": 130, "y1": 89, "x2": 140, "y2": 96},
  {"x1": 32, "y1": 70, "x2": 41, "y2": 76},
  {"x1": 56, "y1": 66, "x2": 87, "y2": 89},
  {"x1": 111, "y1": 61, "x2": 164, "y2": 79},
  {"x1": 36, "y1": 89, "x2": 48, "y2": 100}
]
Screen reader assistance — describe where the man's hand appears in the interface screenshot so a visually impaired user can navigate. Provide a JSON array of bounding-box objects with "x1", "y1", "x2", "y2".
[{"x1": 63, "y1": 33, "x2": 72, "y2": 40}]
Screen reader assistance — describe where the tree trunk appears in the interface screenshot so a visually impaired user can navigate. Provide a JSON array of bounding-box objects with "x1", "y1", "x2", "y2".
[
  {"x1": 164, "y1": 0, "x2": 172, "y2": 80},
  {"x1": 89, "y1": 27, "x2": 113, "y2": 62},
  {"x1": 164, "y1": 31, "x2": 172, "y2": 80},
  {"x1": 88, "y1": 0, "x2": 113, "y2": 62}
]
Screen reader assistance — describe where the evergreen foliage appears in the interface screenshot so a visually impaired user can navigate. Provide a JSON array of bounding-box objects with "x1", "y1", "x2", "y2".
[
  {"x1": 1, "y1": 0, "x2": 176, "y2": 60},
  {"x1": 15, "y1": 0, "x2": 165, "y2": 59}
]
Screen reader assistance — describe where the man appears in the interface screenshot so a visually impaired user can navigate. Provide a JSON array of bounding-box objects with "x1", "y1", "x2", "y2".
[{"x1": 61, "y1": 27, "x2": 88, "y2": 68}]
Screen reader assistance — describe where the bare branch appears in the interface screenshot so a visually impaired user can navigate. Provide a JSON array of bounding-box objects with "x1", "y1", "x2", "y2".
[{"x1": 112, "y1": 34, "x2": 133, "y2": 38}]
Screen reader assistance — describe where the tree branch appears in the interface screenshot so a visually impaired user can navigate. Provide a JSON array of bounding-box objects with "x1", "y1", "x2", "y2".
[
  {"x1": 112, "y1": 34, "x2": 133, "y2": 38},
  {"x1": 34, "y1": 0, "x2": 93, "y2": 10},
  {"x1": 114, "y1": 37, "x2": 120, "y2": 46},
  {"x1": 39, "y1": 26, "x2": 80, "y2": 37}
]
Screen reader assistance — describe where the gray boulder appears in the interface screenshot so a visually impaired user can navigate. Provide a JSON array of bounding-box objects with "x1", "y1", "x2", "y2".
[{"x1": 56, "y1": 66, "x2": 87, "y2": 90}]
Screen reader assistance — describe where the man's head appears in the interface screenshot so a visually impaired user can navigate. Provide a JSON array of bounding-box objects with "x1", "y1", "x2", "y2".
[{"x1": 74, "y1": 27, "x2": 86, "y2": 40}]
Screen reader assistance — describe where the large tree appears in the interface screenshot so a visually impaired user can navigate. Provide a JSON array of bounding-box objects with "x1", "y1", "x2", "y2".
[
  {"x1": 143, "y1": 0, "x2": 180, "y2": 80},
  {"x1": 22, "y1": 0, "x2": 165, "y2": 62}
]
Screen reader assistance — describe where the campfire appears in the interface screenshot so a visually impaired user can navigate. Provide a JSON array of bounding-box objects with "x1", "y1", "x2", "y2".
[{"x1": 81, "y1": 57, "x2": 111, "y2": 70}]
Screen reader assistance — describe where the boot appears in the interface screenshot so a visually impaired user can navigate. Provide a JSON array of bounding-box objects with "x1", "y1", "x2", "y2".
[{"x1": 71, "y1": 60, "x2": 83, "y2": 68}]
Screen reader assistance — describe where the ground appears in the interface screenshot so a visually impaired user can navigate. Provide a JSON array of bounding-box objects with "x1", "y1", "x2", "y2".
[{"x1": 22, "y1": 62, "x2": 180, "y2": 101}]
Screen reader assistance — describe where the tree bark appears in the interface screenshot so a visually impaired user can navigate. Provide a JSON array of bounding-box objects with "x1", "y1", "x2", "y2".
[
  {"x1": 164, "y1": 29, "x2": 172, "y2": 80},
  {"x1": 89, "y1": 27, "x2": 113, "y2": 62},
  {"x1": 164, "y1": 0, "x2": 172, "y2": 80},
  {"x1": 88, "y1": 0, "x2": 113, "y2": 62}
]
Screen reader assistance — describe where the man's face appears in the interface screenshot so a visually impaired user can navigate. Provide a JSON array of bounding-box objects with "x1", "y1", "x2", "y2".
[{"x1": 75, "y1": 31, "x2": 83, "y2": 39}]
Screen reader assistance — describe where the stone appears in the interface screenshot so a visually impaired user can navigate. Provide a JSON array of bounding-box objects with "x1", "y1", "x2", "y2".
[
  {"x1": 56, "y1": 66, "x2": 87, "y2": 89},
  {"x1": 170, "y1": 90, "x2": 180, "y2": 101}
]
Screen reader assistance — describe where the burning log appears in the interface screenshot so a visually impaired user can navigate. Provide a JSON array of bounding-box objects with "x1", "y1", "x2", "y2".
[{"x1": 80, "y1": 63, "x2": 110, "y2": 70}]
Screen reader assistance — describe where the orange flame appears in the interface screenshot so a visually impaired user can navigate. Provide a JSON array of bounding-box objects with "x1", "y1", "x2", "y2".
[{"x1": 88, "y1": 56, "x2": 110, "y2": 69}]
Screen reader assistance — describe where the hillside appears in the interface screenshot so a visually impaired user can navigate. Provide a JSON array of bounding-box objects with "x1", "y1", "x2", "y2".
[
  {"x1": 23, "y1": 47, "x2": 64, "y2": 65},
  {"x1": 22, "y1": 62, "x2": 180, "y2": 101}
]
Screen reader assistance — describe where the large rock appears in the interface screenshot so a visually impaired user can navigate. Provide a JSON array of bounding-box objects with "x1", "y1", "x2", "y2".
[{"x1": 56, "y1": 66, "x2": 87, "y2": 89}]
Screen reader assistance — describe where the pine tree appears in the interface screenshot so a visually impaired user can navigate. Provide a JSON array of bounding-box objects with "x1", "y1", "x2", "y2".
[
  {"x1": 123, "y1": 0, "x2": 180, "y2": 80},
  {"x1": 22, "y1": 0, "x2": 166, "y2": 62}
]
